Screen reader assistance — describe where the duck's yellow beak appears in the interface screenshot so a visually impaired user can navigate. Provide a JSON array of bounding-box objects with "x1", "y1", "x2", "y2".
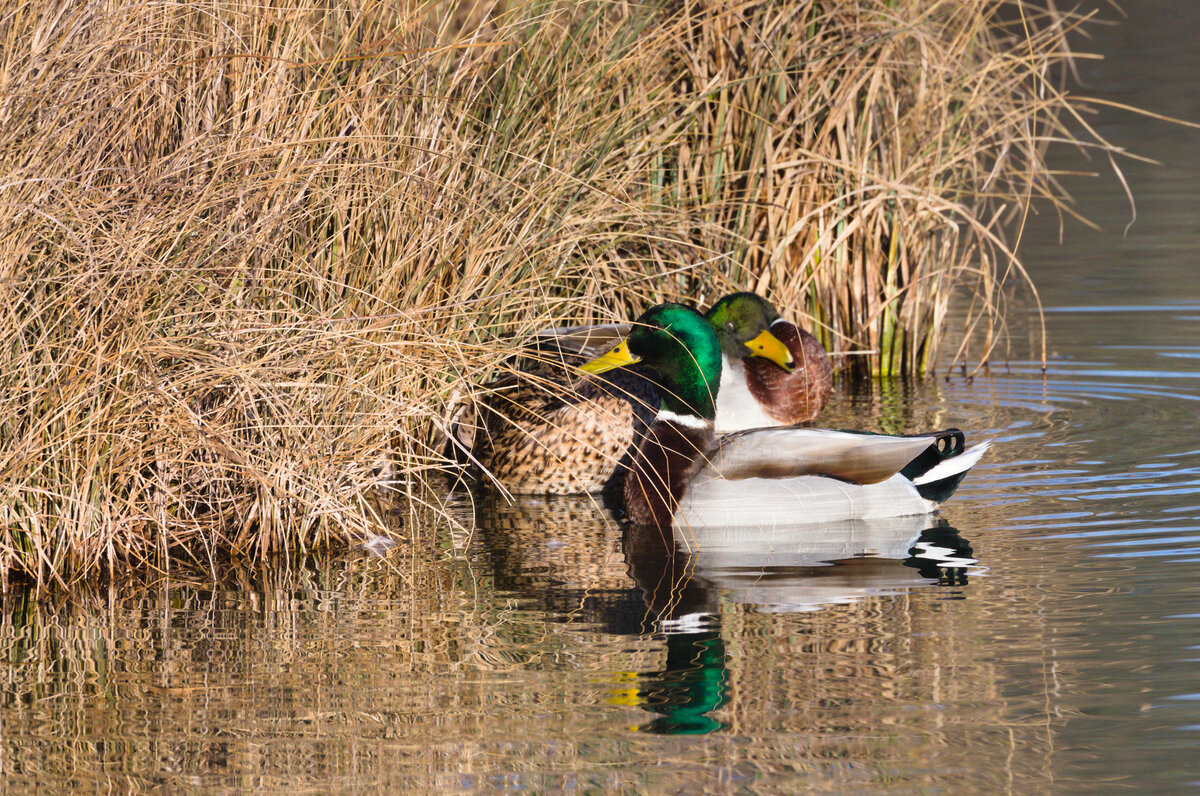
[
  {"x1": 745, "y1": 329, "x2": 795, "y2": 372},
  {"x1": 579, "y1": 340, "x2": 641, "y2": 375}
]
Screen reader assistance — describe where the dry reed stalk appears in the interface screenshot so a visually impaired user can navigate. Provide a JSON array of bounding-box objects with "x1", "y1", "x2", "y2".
[{"x1": 0, "y1": 0, "x2": 1120, "y2": 585}]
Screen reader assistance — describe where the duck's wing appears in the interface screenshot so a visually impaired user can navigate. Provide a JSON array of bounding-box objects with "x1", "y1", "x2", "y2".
[{"x1": 704, "y1": 427, "x2": 935, "y2": 484}]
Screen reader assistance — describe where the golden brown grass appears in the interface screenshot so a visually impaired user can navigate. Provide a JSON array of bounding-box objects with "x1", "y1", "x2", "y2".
[{"x1": 0, "y1": 0, "x2": 1119, "y2": 586}]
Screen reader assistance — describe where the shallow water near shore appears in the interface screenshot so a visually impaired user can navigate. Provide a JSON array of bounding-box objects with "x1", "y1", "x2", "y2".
[{"x1": 4, "y1": 2, "x2": 1200, "y2": 792}]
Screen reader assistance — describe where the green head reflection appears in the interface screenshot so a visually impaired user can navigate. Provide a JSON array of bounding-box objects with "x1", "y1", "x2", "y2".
[{"x1": 609, "y1": 630, "x2": 729, "y2": 735}]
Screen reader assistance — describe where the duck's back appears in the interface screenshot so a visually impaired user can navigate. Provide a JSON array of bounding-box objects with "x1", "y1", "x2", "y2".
[
  {"x1": 453, "y1": 329, "x2": 659, "y2": 494},
  {"x1": 473, "y1": 376, "x2": 641, "y2": 494}
]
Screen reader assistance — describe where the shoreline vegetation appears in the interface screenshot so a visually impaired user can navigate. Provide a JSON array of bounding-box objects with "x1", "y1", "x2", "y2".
[{"x1": 1, "y1": 0, "x2": 1121, "y2": 588}]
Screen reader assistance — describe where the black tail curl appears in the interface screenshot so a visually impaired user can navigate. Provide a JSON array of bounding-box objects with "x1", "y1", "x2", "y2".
[{"x1": 899, "y1": 428, "x2": 965, "y2": 482}]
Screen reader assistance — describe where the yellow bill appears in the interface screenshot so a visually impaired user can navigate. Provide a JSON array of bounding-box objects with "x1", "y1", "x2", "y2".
[
  {"x1": 745, "y1": 329, "x2": 795, "y2": 372},
  {"x1": 579, "y1": 340, "x2": 640, "y2": 374}
]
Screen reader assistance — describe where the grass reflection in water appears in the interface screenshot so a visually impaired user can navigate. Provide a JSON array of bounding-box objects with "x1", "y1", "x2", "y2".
[{"x1": 0, "y1": 488, "x2": 1045, "y2": 793}]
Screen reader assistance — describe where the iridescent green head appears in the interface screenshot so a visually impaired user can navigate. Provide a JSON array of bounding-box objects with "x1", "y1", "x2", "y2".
[
  {"x1": 580, "y1": 303, "x2": 722, "y2": 420},
  {"x1": 704, "y1": 292, "x2": 794, "y2": 372}
]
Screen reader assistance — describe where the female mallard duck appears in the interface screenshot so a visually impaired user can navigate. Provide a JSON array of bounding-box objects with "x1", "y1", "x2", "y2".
[
  {"x1": 450, "y1": 293, "x2": 832, "y2": 495},
  {"x1": 703, "y1": 292, "x2": 833, "y2": 431},
  {"x1": 579, "y1": 303, "x2": 990, "y2": 527},
  {"x1": 448, "y1": 327, "x2": 659, "y2": 494}
]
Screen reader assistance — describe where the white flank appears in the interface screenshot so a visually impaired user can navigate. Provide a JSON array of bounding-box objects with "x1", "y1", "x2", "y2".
[
  {"x1": 913, "y1": 441, "x2": 992, "y2": 485},
  {"x1": 674, "y1": 473, "x2": 935, "y2": 531},
  {"x1": 657, "y1": 408, "x2": 709, "y2": 429}
]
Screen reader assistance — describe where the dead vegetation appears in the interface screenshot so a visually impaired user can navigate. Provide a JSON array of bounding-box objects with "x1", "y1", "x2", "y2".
[{"x1": 0, "y1": 0, "x2": 1119, "y2": 586}]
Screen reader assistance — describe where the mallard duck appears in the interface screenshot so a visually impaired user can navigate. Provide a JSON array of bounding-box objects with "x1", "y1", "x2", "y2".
[
  {"x1": 450, "y1": 293, "x2": 832, "y2": 495},
  {"x1": 579, "y1": 303, "x2": 990, "y2": 528},
  {"x1": 448, "y1": 329, "x2": 659, "y2": 494},
  {"x1": 703, "y1": 292, "x2": 833, "y2": 431}
]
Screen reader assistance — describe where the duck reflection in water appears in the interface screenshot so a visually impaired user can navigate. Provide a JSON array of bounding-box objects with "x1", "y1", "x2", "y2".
[
  {"x1": 462, "y1": 493, "x2": 980, "y2": 736},
  {"x1": 617, "y1": 517, "x2": 979, "y2": 734}
]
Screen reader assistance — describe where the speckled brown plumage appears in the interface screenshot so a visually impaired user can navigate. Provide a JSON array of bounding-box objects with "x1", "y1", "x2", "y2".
[
  {"x1": 474, "y1": 382, "x2": 636, "y2": 494},
  {"x1": 743, "y1": 321, "x2": 833, "y2": 424},
  {"x1": 452, "y1": 345, "x2": 660, "y2": 495}
]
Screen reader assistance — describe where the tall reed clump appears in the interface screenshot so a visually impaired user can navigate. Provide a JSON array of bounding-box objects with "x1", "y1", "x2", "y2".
[{"x1": 0, "y1": 0, "x2": 1111, "y2": 586}]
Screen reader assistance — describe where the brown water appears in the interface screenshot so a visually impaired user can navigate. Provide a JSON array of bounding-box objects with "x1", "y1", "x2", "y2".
[{"x1": 4, "y1": 2, "x2": 1200, "y2": 792}]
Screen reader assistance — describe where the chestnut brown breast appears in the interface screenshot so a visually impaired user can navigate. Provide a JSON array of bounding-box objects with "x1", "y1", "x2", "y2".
[
  {"x1": 743, "y1": 322, "x2": 833, "y2": 425},
  {"x1": 622, "y1": 421, "x2": 715, "y2": 526}
]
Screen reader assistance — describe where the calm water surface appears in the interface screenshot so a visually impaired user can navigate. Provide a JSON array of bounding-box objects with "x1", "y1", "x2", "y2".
[{"x1": 4, "y1": 3, "x2": 1200, "y2": 792}]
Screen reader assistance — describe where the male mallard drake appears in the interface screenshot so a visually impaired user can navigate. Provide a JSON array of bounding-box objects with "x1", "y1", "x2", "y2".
[
  {"x1": 450, "y1": 294, "x2": 833, "y2": 495},
  {"x1": 704, "y1": 292, "x2": 833, "y2": 431},
  {"x1": 579, "y1": 303, "x2": 990, "y2": 528}
]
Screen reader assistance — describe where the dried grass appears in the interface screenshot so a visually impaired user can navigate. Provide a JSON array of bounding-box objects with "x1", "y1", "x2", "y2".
[{"x1": 0, "y1": 0, "x2": 1118, "y2": 586}]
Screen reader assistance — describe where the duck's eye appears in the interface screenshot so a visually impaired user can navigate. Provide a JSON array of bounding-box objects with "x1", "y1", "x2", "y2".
[{"x1": 726, "y1": 322, "x2": 735, "y2": 333}]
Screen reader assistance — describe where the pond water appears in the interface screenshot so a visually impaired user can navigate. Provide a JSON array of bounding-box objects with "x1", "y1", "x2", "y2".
[{"x1": 3, "y1": 2, "x2": 1200, "y2": 792}]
